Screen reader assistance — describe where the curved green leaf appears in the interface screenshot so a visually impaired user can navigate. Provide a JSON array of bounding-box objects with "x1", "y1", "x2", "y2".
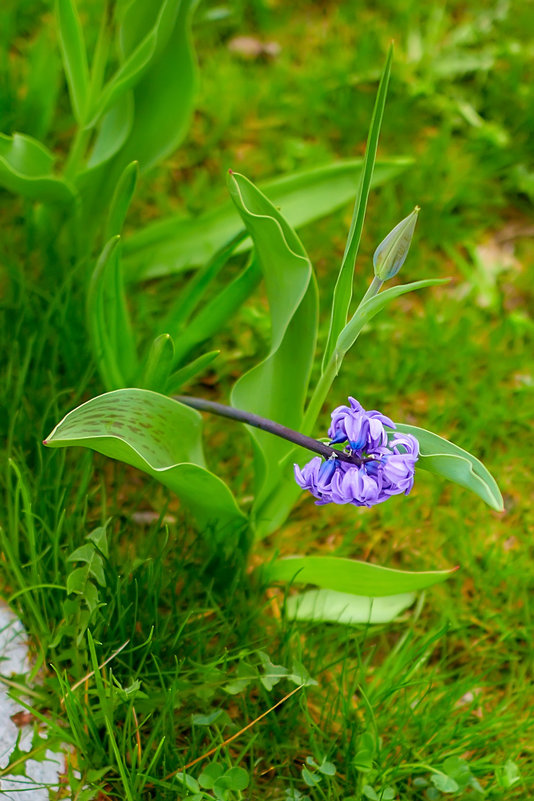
[
  {"x1": 267, "y1": 555, "x2": 456, "y2": 596},
  {"x1": 228, "y1": 171, "x2": 318, "y2": 510},
  {"x1": 123, "y1": 158, "x2": 411, "y2": 280},
  {"x1": 55, "y1": 0, "x2": 89, "y2": 123},
  {"x1": 336, "y1": 278, "x2": 449, "y2": 356},
  {"x1": 286, "y1": 589, "x2": 415, "y2": 625},
  {"x1": 395, "y1": 423, "x2": 504, "y2": 511},
  {"x1": 44, "y1": 389, "x2": 248, "y2": 539},
  {"x1": 0, "y1": 133, "x2": 76, "y2": 203}
]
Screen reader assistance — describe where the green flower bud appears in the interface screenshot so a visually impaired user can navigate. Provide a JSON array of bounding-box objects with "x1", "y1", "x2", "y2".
[{"x1": 373, "y1": 206, "x2": 420, "y2": 281}]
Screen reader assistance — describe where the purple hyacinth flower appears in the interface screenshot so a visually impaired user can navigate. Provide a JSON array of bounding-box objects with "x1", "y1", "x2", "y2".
[{"x1": 295, "y1": 397, "x2": 420, "y2": 509}]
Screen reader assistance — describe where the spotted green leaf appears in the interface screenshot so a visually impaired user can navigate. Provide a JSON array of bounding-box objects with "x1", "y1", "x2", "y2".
[{"x1": 44, "y1": 389, "x2": 248, "y2": 542}]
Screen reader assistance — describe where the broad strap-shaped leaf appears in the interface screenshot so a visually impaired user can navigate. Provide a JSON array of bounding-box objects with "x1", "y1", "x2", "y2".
[
  {"x1": 89, "y1": 0, "x2": 180, "y2": 126},
  {"x1": 395, "y1": 423, "x2": 504, "y2": 511},
  {"x1": 228, "y1": 171, "x2": 319, "y2": 511},
  {"x1": 0, "y1": 133, "x2": 76, "y2": 203},
  {"x1": 115, "y1": 0, "x2": 198, "y2": 173},
  {"x1": 55, "y1": 0, "x2": 89, "y2": 123},
  {"x1": 285, "y1": 589, "x2": 415, "y2": 625},
  {"x1": 266, "y1": 555, "x2": 456, "y2": 596},
  {"x1": 123, "y1": 158, "x2": 411, "y2": 280},
  {"x1": 86, "y1": 236, "x2": 138, "y2": 389},
  {"x1": 322, "y1": 45, "x2": 393, "y2": 369},
  {"x1": 44, "y1": 390, "x2": 248, "y2": 540}
]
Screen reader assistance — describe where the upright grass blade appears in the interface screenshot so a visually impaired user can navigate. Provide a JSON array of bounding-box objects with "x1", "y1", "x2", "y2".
[
  {"x1": 227, "y1": 171, "x2": 318, "y2": 511},
  {"x1": 322, "y1": 44, "x2": 393, "y2": 370},
  {"x1": 55, "y1": 0, "x2": 90, "y2": 123}
]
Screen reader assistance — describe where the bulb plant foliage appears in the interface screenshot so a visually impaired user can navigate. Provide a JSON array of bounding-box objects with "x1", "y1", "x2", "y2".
[
  {"x1": 1, "y1": 0, "x2": 409, "y2": 397},
  {"x1": 44, "y1": 47, "x2": 503, "y2": 626}
]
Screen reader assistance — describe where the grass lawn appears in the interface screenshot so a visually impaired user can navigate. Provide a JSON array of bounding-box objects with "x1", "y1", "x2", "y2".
[{"x1": 1, "y1": 0, "x2": 533, "y2": 798}]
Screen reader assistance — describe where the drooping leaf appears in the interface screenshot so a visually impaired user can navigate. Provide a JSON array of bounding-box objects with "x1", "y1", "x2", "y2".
[
  {"x1": 267, "y1": 555, "x2": 456, "y2": 596},
  {"x1": 123, "y1": 158, "x2": 411, "y2": 280},
  {"x1": 0, "y1": 132, "x2": 76, "y2": 203},
  {"x1": 286, "y1": 589, "x2": 416, "y2": 625},
  {"x1": 43, "y1": 389, "x2": 248, "y2": 540},
  {"x1": 228, "y1": 171, "x2": 318, "y2": 510},
  {"x1": 322, "y1": 45, "x2": 393, "y2": 369},
  {"x1": 55, "y1": 0, "x2": 89, "y2": 123},
  {"x1": 395, "y1": 423, "x2": 504, "y2": 511}
]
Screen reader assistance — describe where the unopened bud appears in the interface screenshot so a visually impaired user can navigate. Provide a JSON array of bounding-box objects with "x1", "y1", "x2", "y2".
[{"x1": 373, "y1": 206, "x2": 420, "y2": 281}]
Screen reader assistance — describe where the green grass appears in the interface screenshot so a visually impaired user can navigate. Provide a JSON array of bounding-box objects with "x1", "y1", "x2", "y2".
[{"x1": 1, "y1": 0, "x2": 533, "y2": 798}]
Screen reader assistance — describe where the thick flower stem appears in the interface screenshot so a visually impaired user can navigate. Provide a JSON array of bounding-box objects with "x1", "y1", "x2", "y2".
[{"x1": 173, "y1": 395, "x2": 365, "y2": 466}]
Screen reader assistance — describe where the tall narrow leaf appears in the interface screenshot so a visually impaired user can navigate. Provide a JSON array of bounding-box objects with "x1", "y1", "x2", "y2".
[
  {"x1": 55, "y1": 0, "x2": 90, "y2": 123},
  {"x1": 86, "y1": 237, "x2": 137, "y2": 389},
  {"x1": 322, "y1": 45, "x2": 393, "y2": 369}
]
